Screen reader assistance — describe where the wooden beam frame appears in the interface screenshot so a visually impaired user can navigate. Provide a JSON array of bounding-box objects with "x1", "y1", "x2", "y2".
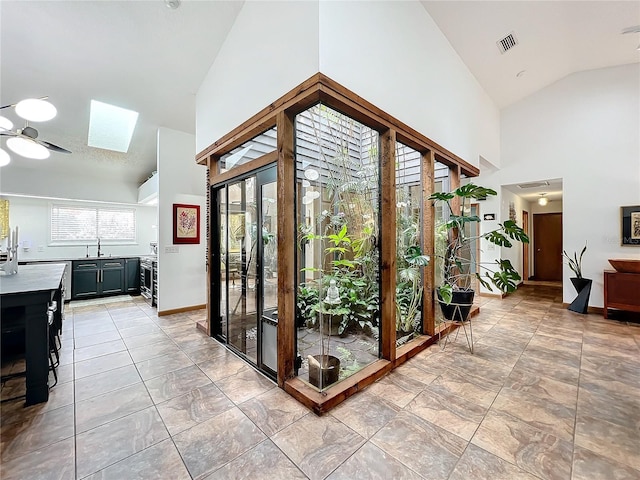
[
  {"x1": 276, "y1": 110, "x2": 296, "y2": 387},
  {"x1": 201, "y1": 73, "x2": 480, "y2": 414},
  {"x1": 380, "y1": 129, "x2": 396, "y2": 361}
]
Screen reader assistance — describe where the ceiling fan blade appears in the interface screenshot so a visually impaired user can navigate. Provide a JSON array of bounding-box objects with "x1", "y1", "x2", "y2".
[
  {"x1": 0, "y1": 130, "x2": 18, "y2": 137},
  {"x1": 37, "y1": 139, "x2": 72, "y2": 154},
  {"x1": 0, "y1": 103, "x2": 15, "y2": 110}
]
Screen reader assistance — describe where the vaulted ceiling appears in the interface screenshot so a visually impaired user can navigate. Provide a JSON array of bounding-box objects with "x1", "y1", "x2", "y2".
[{"x1": 1, "y1": 1, "x2": 637, "y2": 189}]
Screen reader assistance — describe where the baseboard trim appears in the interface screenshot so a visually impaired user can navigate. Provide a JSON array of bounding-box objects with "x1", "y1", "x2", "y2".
[
  {"x1": 560, "y1": 303, "x2": 604, "y2": 315},
  {"x1": 158, "y1": 304, "x2": 206, "y2": 316}
]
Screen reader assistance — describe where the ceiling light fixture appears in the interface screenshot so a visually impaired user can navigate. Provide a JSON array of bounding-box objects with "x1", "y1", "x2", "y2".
[
  {"x1": 14, "y1": 98, "x2": 57, "y2": 122},
  {"x1": 0, "y1": 116, "x2": 13, "y2": 131},
  {"x1": 6, "y1": 137, "x2": 50, "y2": 160},
  {"x1": 538, "y1": 193, "x2": 548, "y2": 206},
  {"x1": 0, "y1": 148, "x2": 10, "y2": 167},
  {"x1": 165, "y1": 0, "x2": 181, "y2": 9}
]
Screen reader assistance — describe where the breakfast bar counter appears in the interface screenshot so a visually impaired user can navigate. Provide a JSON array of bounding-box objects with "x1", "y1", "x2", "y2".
[{"x1": 0, "y1": 263, "x2": 66, "y2": 405}]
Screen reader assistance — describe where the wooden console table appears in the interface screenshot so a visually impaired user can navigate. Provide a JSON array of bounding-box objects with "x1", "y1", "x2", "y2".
[
  {"x1": 603, "y1": 270, "x2": 640, "y2": 319},
  {"x1": 0, "y1": 264, "x2": 65, "y2": 405}
]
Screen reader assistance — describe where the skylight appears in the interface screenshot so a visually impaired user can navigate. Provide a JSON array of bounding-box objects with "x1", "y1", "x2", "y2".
[{"x1": 88, "y1": 100, "x2": 139, "y2": 153}]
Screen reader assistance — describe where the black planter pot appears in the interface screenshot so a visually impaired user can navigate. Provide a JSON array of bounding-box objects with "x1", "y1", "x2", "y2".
[
  {"x1": 568, "y1": 277, "x2": 592, "y2": 314},
  {"x1": 437, "y1": 290, "x2": 475, "y2": 322}
]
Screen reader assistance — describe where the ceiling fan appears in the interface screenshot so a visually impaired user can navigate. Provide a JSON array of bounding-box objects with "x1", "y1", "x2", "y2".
[
  {"x1": 0, "y1": 97, "x2": 72, "y2": 159},
  {"x1": 0, "y1": 123, "x2": 72, "y2": 155}
]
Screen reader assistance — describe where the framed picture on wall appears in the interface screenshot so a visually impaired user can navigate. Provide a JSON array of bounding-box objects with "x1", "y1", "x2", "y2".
[
  {"x1": 173, "y1": 204, "x2": 200, "y2": 244},
  {"x1": 621, "y1": 205, "x2": 640, "y2": 246}
]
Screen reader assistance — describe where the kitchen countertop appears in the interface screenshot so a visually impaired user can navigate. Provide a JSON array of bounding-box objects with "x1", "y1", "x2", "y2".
[
  {"x1": 18, "y1": 255, "x2": 153, "y2": 264},
  {"x1": 0, "y1": 263, "x2": 66, "y2": 295}
]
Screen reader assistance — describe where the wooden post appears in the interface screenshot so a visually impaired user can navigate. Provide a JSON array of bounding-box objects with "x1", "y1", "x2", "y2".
[
  {"x1": 276, "y1": 110, "x2": 296, "y2": 386},
  {"x1": 422, "y1": 150, "x2": 435, "y2": 336},
  {"x1": 380, "y1": 129, "x2": 396, "y2": 360}
]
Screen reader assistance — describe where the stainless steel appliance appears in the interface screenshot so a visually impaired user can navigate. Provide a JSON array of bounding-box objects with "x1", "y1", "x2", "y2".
[{"x1": 140, "y1": 256, "x2": 156, "y2": 304}]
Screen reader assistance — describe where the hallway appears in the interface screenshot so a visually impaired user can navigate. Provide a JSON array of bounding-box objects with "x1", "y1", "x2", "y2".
[{"x1": 1, "y1": 284, "x2": 639, "y2": 479}]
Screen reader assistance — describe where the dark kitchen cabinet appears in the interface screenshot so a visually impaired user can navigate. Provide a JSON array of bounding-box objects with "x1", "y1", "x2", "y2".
[
  {"x1": 124, "y1": 258, "x2": 140, "y2": 294},
  {"x1": 72, "y1": 258, "x2": 125, "y2": 300}
]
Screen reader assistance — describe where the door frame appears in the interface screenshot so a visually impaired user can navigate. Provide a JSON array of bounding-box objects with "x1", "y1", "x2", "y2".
[{"x1": 210, "y1": 163, "x2": 277, "y2": 379}]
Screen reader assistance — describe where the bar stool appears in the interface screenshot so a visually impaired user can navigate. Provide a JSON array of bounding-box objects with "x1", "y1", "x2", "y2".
[{"x1": 0, "y1": 302, "x2": 60, "y2": 398}]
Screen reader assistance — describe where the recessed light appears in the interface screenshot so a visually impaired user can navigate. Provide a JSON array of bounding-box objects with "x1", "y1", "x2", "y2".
[{"x1": 165, "y1": 0, "x2": 181, "y2": 9}]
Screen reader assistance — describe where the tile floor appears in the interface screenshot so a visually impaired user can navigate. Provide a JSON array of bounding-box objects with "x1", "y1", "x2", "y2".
[{"x1": 1, "y1": 285, "x2": 639, "y2": 479}]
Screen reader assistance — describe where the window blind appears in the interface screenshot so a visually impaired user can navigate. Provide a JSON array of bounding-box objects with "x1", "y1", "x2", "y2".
[{"x1": 51, "y1": 204, "x2": 136, "y2": 242}]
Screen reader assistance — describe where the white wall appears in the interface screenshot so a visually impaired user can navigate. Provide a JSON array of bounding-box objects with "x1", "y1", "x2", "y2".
[
  {"x1": 2, "y1": 195, "x2": 157, "y2": 261},
  {"x1": 319, "y1": 1, "x2": 500, "y2": 168},
  {"x1": 196, "y1": 1, "x2": 320, "y2": 154},
  {"x1": 491, "y1": 64, "x2": 640, "y2": 307},
  {"x1": 1, "y1": 165, "x2": 140, "y2": 204},
  {"x1": 157, "y1": 127, "x2": 206, "y2": 313}
]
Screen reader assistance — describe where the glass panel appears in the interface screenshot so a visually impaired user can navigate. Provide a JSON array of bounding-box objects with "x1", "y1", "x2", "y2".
[
  {"x1": 227, "y1": 177, "x2": 258, "y2": 363},
  {"x1": 295, "y1": 104, "x2": 380, "y2": 392},
  {"x1": 433, "y1": 161, "x2": 450, "y2": 330},
  {"x1": 260, "y1": 179, "x2": 278, "y2": 373},
  {"x1": 395, "y1": 142, "x2": 424, "y2": 346},
  {"x1": 219, "y1": 127, "x2": 277, "y2": 173}
]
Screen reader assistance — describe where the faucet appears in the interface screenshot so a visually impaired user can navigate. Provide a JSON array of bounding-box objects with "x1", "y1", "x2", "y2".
[{"x1": 97, "y1": 238, "x2": 101, "y2": 257}]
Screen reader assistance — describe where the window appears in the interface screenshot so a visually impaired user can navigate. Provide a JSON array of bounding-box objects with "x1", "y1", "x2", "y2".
[{"x1": 51, "y1": 204, "x2": 136, "y2": 242}]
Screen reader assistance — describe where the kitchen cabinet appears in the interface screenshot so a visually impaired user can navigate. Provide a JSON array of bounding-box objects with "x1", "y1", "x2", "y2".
[
  {"x1": 71, "y1": 258, "x2": 125, "y2": 300},
  {"x1": 124, "y1": 258, "x2": 140, "y2": 294}
]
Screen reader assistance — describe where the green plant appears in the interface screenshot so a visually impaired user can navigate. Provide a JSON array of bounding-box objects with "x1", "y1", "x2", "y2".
[
  {"x1": 563, "y1": 243, "x2": 587, "y2": 279},
  {"x1": 429, "y1": 183, "x2": 530, "y2": 304}
]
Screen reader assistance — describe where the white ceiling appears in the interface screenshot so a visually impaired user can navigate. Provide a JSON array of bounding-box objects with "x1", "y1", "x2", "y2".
[
  {"x1": 0, "y1": 0, "x2": 244, "y2": 185},
  {"x1": 1, "y1": 1, "x2": 638, "y2": 194}
]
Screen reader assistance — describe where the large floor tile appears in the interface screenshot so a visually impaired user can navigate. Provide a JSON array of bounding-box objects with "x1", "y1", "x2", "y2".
[
  {"x1": 75, "y1": 382, "x2": 153, "y2": 433},
  {"x1": 85, "y1": 438, "x2": 190, "y2": 480},
  {"x1": 74, "y1": 350, "x2": 133, "y2": 380},
  {"x1": 272, "y1": 413, "x2": 365, "y2": 480},
  {"x1": 74, "y1": 363, "x2": 141, "y2": 402},
  {"x1": 238, "y1": 387, "x2": 310, "y2": 437},
  {"x1": 572, "y1": 445, "x2": 640, "y2": 480},
  {"x1": 326, "y1": 442, "x2": 423, "y2": 480},
  {"x1": 174, "y1": 407, "x2": 266, "y2": 479},
  {"x1": 1, "y1": 405, "x2": 75, "y2": 462},
  {"x1": 406, "y1": 387, "x2": 485, "y2": 441},
  {"x1": 0, "y1": 437, "x2": 75, "y2": 480},
  {"x1": 144, "y1": 364, "x2": 212, "y2": 404},
  {"x1": 75, "y1": 406, "x2": 169, "y2": 478},
  {"x1": 204, "y1": 439, "x2": 307, "y2": 480},
  {"x1": 370, "y1": 410, "x2": 467, "y2": 480},
  {"x1": 215, "y1": 366, "x2": 275, "y2": 404},
  {"x1": 491, "y1": 387, "x2": 575, "y2": 441},
  {"x1": 449, "y1": 443, "x2": 539, "y2": 480},
  {"x1": 156, "y1": 383, "x2": 234, "y2": 436},
  {"x1": 575, "y1": 414, "x2": 640, "y2": 471},
  {"x1": 471, "y1": 410, "x2": 573, "y2": 480}
]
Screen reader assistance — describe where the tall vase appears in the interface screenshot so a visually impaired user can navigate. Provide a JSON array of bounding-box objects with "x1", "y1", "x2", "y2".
[{"x1": 568, "y1": 277, "x2": 592, "y2": 314}]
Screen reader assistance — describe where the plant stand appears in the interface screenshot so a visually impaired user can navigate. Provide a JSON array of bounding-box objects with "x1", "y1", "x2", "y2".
[
  {"x1": 568, "y1": 277, "x2": 592, "y2": 314},
  {"x1": 438, "y1": 300, "x2": 474, "y2": 354}
]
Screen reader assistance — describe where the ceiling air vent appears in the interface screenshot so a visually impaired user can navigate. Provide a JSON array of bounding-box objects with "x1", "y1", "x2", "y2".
[
  {"x1": 497, "y1": 32, "x2": 518, "y2": 54},
  {"x1": 517, "y1": 181, "x2": 550, "y2": 189}
]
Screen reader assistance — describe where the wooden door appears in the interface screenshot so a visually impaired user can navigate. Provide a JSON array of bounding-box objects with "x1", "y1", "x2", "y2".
[{"x1": 533, "y1": 213, "x2": 562, "y2": 281}]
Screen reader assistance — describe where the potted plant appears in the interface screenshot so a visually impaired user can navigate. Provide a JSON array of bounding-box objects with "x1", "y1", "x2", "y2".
[
  {"x1": 429, "y1": 184, "x2": 530, "y2": 322},
  {"x1": 563, "y1": 243, "x2": 591, "y2": 314}
]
